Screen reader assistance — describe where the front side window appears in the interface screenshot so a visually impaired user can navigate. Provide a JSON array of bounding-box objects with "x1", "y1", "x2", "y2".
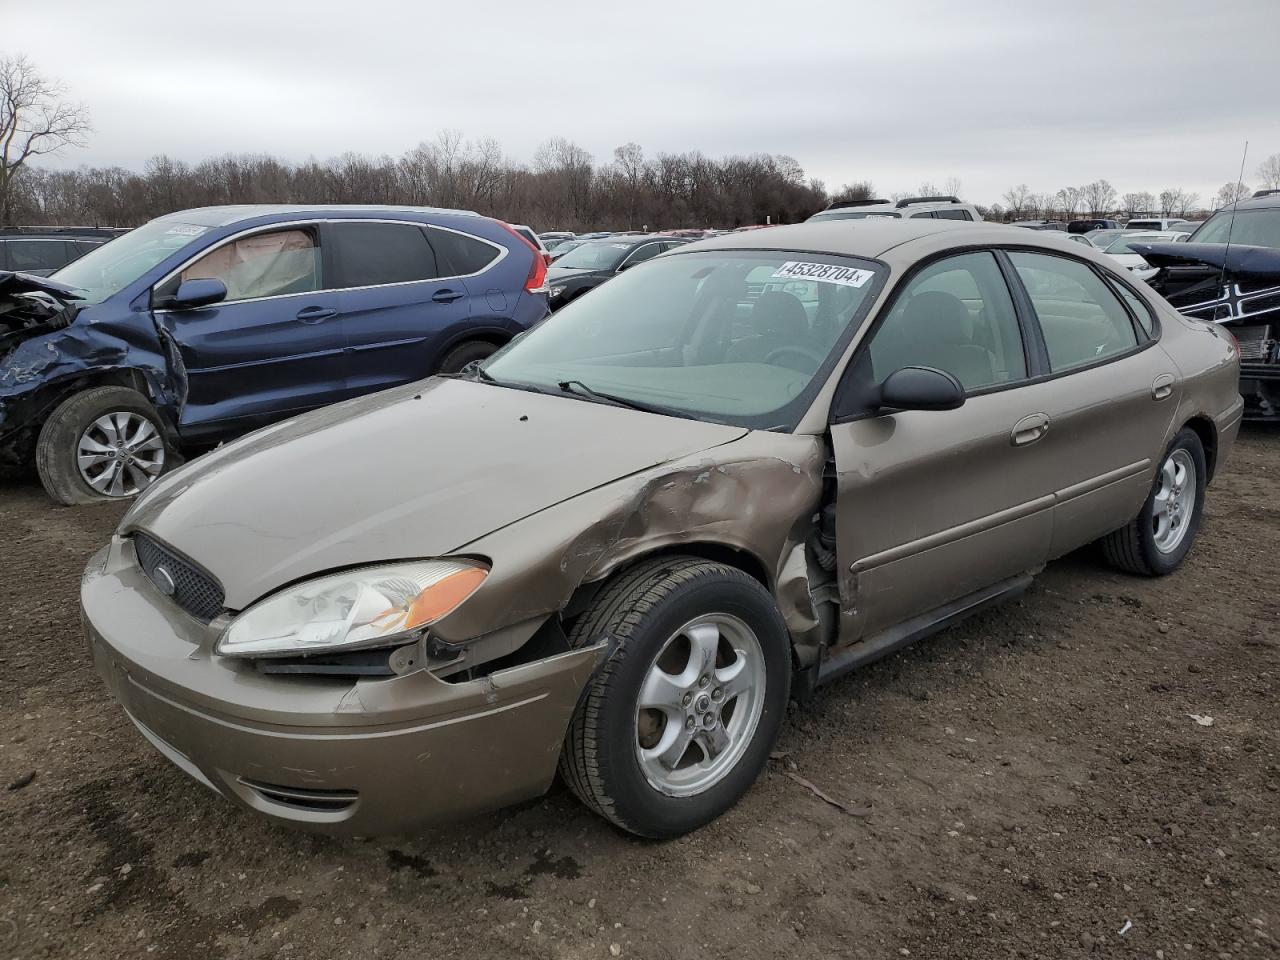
[
  {"x1": 1009, "y1": 251, "x2": 1139, "y2": 372},
  {"x1": 328, "y1": 222, "x2": 437, "y2": 288},
  {"x1": 5, "y1": 240, "x2": 70, "y2": 271},
  {"x1": 182, "y1": 228, "x2": 319, "y2": 302},
  {"x1": 868, "y1": 251, "x2": 1026, "y2": 392},
  {"x1": 483, "y1": 250, "x2": 882, "y2": 428}
]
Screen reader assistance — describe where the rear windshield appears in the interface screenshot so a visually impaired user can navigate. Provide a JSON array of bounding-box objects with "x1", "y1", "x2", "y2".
[
  {"x1": 52, "y1": 220, "x2": 208, "y2": 304},
  {"x1": 483, "y1": 249, "x2": 884, "y2": 429},
  {"x1": 1190, "y1": 208, "x2": 1280, "y2": 248},
  {"x1": 552, "y1": 240, "x2": 634, "y2": 270}
]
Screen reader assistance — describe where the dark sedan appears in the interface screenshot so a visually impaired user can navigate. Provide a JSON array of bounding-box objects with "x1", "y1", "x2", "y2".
[{"x1": 546, "y1": 235, "x2": 689, "y2": 309}]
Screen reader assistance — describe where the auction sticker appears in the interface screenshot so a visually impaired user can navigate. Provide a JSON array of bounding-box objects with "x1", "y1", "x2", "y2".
[
  {"x1": 165, "y1": 224, "x2": 207, "y2": 237},
  {"x1": 771, "y1": 261, "x2": 873, "y2": 287}
]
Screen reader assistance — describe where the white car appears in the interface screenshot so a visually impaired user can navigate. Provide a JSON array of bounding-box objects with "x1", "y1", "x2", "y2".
[
  {"x1": 807, "y1": 195, "x2": 984, "y2": 223},
  {"x1": 1124, "y1": 218, "x2": 1188, "y2": 231},
  {"x1": 1100, "y1": 231, "x2": 1187, "y2": 281}
]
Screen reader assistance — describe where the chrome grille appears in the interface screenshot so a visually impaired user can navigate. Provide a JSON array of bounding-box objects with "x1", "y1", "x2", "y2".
[
  {"x1": 1235, "y1": 324, "x2": 1273, "y2": 363},
  {"x1": 133, "y1": 533, "x2": 225, "y2": 623}
]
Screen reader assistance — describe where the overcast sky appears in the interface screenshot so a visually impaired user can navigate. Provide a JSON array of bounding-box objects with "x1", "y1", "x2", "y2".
[{"x1": 8, "y1": 0, "x2": 1280, "y2": 208}]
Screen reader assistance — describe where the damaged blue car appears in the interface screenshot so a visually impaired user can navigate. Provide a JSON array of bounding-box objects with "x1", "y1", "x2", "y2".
[{"x1": 0, "y1": 205, "x2": 549, "y2": 504}]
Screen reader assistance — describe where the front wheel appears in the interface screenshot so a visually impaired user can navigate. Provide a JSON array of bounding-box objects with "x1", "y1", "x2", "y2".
[
  {"x1": 35, "y1": 387, "x2": 173, "y2": 506},
  {"x1": 436, "y1": 340, "x2": 497, "y2": 374},
  {"x1": 559, "y1": 557, "x2": 790, "y2": 838},
  {"x1": 1102, "y1": 427, "x2": 1207, "y2": 575}
]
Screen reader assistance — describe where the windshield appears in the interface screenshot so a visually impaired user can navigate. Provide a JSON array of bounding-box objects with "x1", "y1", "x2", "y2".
[
  {"x1": 551, "y1": 239, "x2": 635, "y2": 270},
  {"x1": 1105, "y1": 234, "x2": 1167, "y2": 254},
  {"x1": 809, "y1": 210, "x2": 900, "y2": 221},
  {"x1": 482, "y1": 249, "x2": 883, "y2": 429},
  {"x1": 52, "y1": 219, "x2": 208, "y2": 304},
  {"x1": 1191, "y1": 208, "x2": 1280, "y2": 248}
]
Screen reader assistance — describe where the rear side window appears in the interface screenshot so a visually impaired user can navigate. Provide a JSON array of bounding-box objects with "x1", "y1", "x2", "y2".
[
  {"x1": 1108, "y1": 279, "x2": 1156, "y2": 337},
  {"x1": 1009, "y1": 252, "x2": 1139, "y2": 372},
  {"x1": 329, "y1": 222, "x2": 437, "y2": 288},
  {"x1": 6, "y1": 239, "x2": 72, "y2": 271},
  {"x1": 934, "y1": 208, "x2": 973, "y2": 221},
  {"x1": 425, "y1": 227, "x2": 501, "y2": 276}
]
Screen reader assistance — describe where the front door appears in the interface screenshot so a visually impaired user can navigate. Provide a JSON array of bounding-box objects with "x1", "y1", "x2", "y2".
[
  {"x1": 830, "y1": 250, "x2": 1056, "y2": 641},
  {"x1": 152, "y1": 224, "x2": 346, "y2": 440}
]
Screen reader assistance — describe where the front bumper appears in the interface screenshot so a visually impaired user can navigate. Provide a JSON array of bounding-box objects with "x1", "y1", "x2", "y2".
[{"x1": 81, "y1": 538, "x2": 605, "y2": 835}]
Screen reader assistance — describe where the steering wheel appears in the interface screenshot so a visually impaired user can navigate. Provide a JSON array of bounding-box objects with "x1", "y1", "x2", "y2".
[{"x1": 765, "y1": 345, "x2": 825, "y2": 373}]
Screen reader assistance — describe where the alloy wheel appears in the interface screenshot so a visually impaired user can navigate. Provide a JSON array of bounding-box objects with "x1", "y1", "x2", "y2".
[
  {"x1": 1152, "y1": 447, "x2": 1195, "y2": 554},
  {"x1": 76, "y1": 412, "x2": 165, "y2": 497},
  {"x1": 634, "y1": 613, "x2": 766, "y2": 797}
]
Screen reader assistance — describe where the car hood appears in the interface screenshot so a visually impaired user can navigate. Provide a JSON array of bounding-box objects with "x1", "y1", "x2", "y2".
[{"x1": 123, "y1": 377, "x2": 747, "y2": 608}]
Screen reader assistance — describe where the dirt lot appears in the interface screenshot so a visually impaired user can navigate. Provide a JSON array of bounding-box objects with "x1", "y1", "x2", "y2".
[{"x1": 1, "y1": 428, "x2": 1277, "y2": 960}]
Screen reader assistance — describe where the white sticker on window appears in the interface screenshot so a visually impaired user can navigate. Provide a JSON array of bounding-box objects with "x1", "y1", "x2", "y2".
[
  {"x1": 771, "y1": 261, "x2": 874, "y2": 287},
  {"x1": 165, "y1": 224, "x2": 206, "y2": 237}
]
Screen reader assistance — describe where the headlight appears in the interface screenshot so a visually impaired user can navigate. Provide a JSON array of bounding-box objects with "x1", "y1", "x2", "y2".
[
  {"x1": 216, "y1": 560, "x2": 488, "y2": 658},
  {"x1": 549, "y1": 284, "x2": 566, "y2": 297}
]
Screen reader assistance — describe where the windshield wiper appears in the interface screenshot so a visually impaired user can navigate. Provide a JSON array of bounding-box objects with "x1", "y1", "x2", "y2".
[{"x1": 556, "y1": 379, "x2": 674, "y2": 416}]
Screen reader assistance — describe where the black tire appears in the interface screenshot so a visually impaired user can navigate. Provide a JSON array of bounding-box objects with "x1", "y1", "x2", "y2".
[
  {"x1": 559, "y1": 556, "x2": 791, "y2": 838},
  {"x1": 1102, "y1": 427, "x2": 1207, "y2": 576},
  {"x1": 436, "y1": 340, "x2": 497, "y2": 374},
  {"x1": 35, "y1": 387, "x2": 174, "y2": 506}
]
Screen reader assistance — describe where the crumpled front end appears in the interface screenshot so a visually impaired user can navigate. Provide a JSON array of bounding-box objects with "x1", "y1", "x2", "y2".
[{"x1": 82, "y1": 537, "x2": 608, "y2": 835}]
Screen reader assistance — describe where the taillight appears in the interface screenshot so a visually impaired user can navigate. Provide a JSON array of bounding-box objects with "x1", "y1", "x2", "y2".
[{"x1": 498, "y1": 222, "x2": 548, "y2": 294}]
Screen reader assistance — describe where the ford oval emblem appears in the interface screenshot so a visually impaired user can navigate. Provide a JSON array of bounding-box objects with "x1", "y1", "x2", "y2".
[{"x1": 153, "y1": 565, "x2": 177, "y2": 597}]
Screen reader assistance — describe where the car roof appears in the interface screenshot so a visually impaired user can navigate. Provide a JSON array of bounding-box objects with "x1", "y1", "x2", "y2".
[
  {"x1": 155, "y1": 204, "x2": 481, "y2": 227},
  {"x1": 1221, "y1": 191, "x2": 1280, "y2": 212},
  {"x1": 679, "y1": 219, "x2": 1006, "y2": 261}
]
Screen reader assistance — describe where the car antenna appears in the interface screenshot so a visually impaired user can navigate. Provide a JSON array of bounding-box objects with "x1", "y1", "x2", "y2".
[{"x1": 1218, "y1": 140, "x2": 1249, "y2": 301}]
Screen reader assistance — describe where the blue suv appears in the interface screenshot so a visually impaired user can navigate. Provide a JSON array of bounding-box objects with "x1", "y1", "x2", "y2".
[{"x1": 0, "y1": 205, "x2": 548, "y2": 504}]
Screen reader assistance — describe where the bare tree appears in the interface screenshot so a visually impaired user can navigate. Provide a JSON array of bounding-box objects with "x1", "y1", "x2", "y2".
[
  {"x1": 1081, "y1": 179, "x2": 1117, "y2": 217},
  {"x1": 943, "y1": 176, "x2": 963, "y2": 198},
  {"x1": 1214, "y1": 180, "x2": 1251, "y2": 208},
  {"x1": 0, "y1": 55, "x2": 91, "y2": 223},
  {"x1": 1121, "y1": 191, "x2": 1156, "y2": 216},
  {"x1": 1056, "y1": 186, "x2": 1083, "y2": 218},
  {"x1": 1174, "y1": 190, "x2": 1199, "y2": 217},
  {"x1": 830, "y1": 181, "x2": 875, "y2": 203},
  {"x1": 1257, "y1": 153, "x2": 1280, "y2": 191},
  {"x1": 1002, "y1": 183, "x2": 1031, "y2": 218}
]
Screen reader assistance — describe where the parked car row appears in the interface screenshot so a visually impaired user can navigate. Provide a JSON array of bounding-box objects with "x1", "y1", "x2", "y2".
[{"x1": 0, "y1": 226, "x2": 127, "y2": 275}]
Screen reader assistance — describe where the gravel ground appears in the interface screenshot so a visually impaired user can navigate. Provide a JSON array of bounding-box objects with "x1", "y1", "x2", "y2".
[{"x1": 1, "y1": 427, "x2": 1277, "y2": 960}]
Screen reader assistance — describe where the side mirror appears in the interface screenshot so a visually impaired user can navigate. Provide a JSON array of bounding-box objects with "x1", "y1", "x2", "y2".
[
  {"x1": 879, "y1": 365, "x2": 965, "y2": 412},
  {"x1": 159, "y1": 278, "x2": 227, "y2": 310}
]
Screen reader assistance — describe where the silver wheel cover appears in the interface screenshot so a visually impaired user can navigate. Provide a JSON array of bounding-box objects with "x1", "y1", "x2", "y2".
[{"x1": 1152, "y1": 447, "x2": 1195, "y2": 554}]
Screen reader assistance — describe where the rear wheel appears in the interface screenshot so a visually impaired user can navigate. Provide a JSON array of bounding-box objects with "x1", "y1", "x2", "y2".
[
  {"x1": 559, "y1": 556, "x2": 790, "y2": 838},
  {"x1": 436, "y1": 340, "x2": 497, "y2": 374},
  {"x1": 35, "y1": 387, "x2": 172, "y2": 506},
  {"x1": 1102, "y1": 428, "x2": 1206, "y2": 576}
]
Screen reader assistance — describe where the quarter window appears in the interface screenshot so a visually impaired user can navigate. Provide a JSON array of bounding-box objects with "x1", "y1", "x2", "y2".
[
  {"x1": 1009, "y1": 252, "x2": 1139, "y2": 372},
  {"x1": 869, "y1": 251, "x2": 1026, "y2": 391},
  {"x1": 182, "y1": 228, "x2": 320, "y2": 301},
  {"x1": 328, "y1": 222, "x2": 437, "y2": 288},
  {"x1": 1108, "y1": 278, "x2": 1156, "y2": 337},
  {"x1": 425, "y1": 227, "x2": 500, "y2": 276}
]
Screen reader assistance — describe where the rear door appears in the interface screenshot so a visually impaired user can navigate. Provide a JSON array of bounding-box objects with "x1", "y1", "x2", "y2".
[
  {"x1": 325, "y1": 220, "x2": 474, "y2": 394},
  {"x1": 830, "y1": 250, "x2": 1056, "y2": 641},
  {"x1": 1003, "y1": 250, "x2": 1177, "y2": 557},
  {"x1": 152, "y1": 224, "x2": 347, "y2": 439}
]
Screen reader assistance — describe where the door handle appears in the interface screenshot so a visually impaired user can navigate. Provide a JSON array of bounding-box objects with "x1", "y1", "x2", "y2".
[
  {"x1": 431, "y1": 289, "x2": 464, "y2": 304},
  {"x1": 1151, "y1": 373, "x2": 1175, "y2": 401},
  {"x1": 295, "y1": 306, "x2": 336, "y2": 323},
  {"x1": 1011, "y1": 412, "x2": 1051, "y2": 446}
]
